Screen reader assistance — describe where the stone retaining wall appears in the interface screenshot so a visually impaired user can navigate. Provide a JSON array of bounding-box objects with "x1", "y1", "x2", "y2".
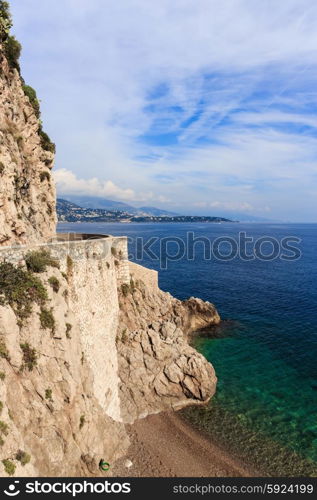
[{"x1": 0, "y1": 232, "x2": 130, "y2": 285}]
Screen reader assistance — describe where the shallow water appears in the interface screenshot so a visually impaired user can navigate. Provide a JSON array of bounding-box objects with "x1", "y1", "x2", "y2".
[{"x1": 58, "y1": 221, "x2": 317, "y2": 475}]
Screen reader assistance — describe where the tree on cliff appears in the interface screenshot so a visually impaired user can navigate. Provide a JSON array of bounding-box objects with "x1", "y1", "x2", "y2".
[
  {"x1": 0, "y1": 1, "x2": 12, "y2": 41},
  {"x1": 0, "y1": 1, "x2": 21, "y2": 72}
]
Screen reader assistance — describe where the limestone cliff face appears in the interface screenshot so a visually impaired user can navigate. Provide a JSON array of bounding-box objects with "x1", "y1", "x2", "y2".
[
  {"x1": 0, "y1": 44, "x2": 56, "y2": 246},
  {"x1": 117, "y1": 276, "x2": 219, "y2": 423}
]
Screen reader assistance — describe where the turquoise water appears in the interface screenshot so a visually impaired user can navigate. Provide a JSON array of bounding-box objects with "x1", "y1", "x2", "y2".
[
  {"x1": 58, "y1": 222, "x2": 317, "y2": 475},
  {"x1": 186, "y1": 333, "x2": 317, "y2": 475}
]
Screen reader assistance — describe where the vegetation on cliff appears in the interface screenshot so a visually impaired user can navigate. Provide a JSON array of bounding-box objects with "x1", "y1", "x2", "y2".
[
  {"x1": 0, "y1": 262, "x2": 48, "y2": 322},
  {"x1": 22, "y1": 84, "x2": 40, "y2": 117},
  {"x1": 0, "y1": 2, "x2": 11, "y2": 40},
  {"x1": 0, "y1": 1, "x2": 20, "y2": 72},
  {"x1": 0, "y1": 1, "x2": 55, "y2": 152},
  {"x1": 25, "y1": 249, "x2": 59, "y2": 273}
]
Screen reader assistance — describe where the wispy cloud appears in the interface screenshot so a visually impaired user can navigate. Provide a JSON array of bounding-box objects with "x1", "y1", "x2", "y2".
[
  {"x1": 54, "y1": 168, "x2": 164, "y2": 202},
  {"x1": 194, "y1": 200, "x2": 271, "y2": 213},
  {"x1": 10, "y1": 0, "x2": 317, "y2": 220},
  {"x1": 54, "y1": 169, "x2": 136, "y2": 200}
]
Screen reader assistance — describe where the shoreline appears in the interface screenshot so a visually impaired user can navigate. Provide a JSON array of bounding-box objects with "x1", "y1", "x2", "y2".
[{"x1": 112, "y1": 411, "x2": 257, "y2": 477}]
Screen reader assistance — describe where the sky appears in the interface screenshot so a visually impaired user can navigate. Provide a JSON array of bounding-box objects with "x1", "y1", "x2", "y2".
[{"x1": 9, "y1": 0, "x2": 317, "y2": 221}]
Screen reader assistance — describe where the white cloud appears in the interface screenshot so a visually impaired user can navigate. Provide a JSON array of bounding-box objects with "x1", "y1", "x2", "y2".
[
  {"x1": 209, "y1": 201, "x2": 271, "y2": 213},
  {"x1": 54, "y1": 168, "x2": 163, "y2": 203},
  {"x1": 54, "y1": 168, "x2": 135, "y2": 199},
  {"x1": 233, "y1": 111, "x2": 317, "y2": 129}
]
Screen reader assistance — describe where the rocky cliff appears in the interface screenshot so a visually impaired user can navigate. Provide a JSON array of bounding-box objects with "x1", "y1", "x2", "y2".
[
  {"x1": 117, "y1": 278, "x2": 219, "y2": 423},
  {"x1": 0, "y1": 39, "x2": 56, "y2": 246}
]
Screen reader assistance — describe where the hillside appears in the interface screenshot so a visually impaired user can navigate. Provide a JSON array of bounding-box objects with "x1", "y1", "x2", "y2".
[
  {"x1": 60, "y1": 195, "x2": 179, "y2": 217},
  {"x1": 57, "y1": 198, "x2": 234, "y2": 223},
  {"x1": 56, "y1": 198, "x2": 130, "y2": 222}
]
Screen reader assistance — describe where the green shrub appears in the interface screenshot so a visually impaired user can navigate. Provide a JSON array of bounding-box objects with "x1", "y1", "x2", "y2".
[
  {"x1": 79, "y1": 414, "x2": 85, "y2": 429},
  {"x1": 65, "y1": 323, "x2": 72, "y2": 339},
  {"x1": 45, "y1": 388, "x2": 52, "y2": 401},
  {"x1": 16, "y1": 449, "x2": 31, "y2": 466},
  {"x1": 111, "y1": 247, "x2": 117, "y2": 256},
  {"x1": 66, "y1": 255, "x2": 73, "y2": 274},
  {"x1": 22, "y1": 85, "x2": 40, "y2": 118},
  {"x1": 0, "y1": 1, "x2": 12, "y2": 42},
  {"x1": 38, "y1": 128, "x2": 55, "y2": 153},
  {"x1": 121, "y1": 283, "x2": 130, "y2": 297},
  {"x1": 17, "y1": 135, "x2": 23, "y2": 149},
  {"x1": 0, "y1": 372, "x2": 5, "y2": 380},
  {"x1": 0, "y1": 0, "x2": 23, "y2": 74},
  {"x1": 0, "y1": 162, "x2": 4, "y2": 175},
  {"x1": 121, "y1": 328, "x2": 128, "y2": 343},
  {"x1": 20, "y1": 343, "x2": 37, "y2": 371},
  {"x1": 40, "y1": 171, "x2": 50, "y2": 182},
  {"x1": 25, "y1": 249, "x2": 59, "y2": 273},
  {"x1": 2, "y1": 458, "x2": 15, "y2": 476},
  {"x1": 39, "y1": 307, "x2": 55, "y2": 333},
  {"x1": 0, "y1": 420, "x2": 8, "y2": 435},
  {"x1": 0, "y1": 341, "x2": 9, "y2": 360},
  {"x1": 4, "y1": 35, "x2": 21, "y2": 72},
  {"x1": 48, "y1": 276, "x2": 60, "y2": 293},
  {"x1": 0, "y1": 262, "x2": 48, "y2": 322},
  {"x1": 0, "y1": 436, "x2": 4, "y2": 446}
]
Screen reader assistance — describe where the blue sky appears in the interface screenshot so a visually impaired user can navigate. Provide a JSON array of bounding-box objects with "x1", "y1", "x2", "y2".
[{"x1": 10, "y1": 0, "x2": 317, "y2": 221}]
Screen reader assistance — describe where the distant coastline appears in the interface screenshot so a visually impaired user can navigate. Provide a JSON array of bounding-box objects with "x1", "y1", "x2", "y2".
[
  {"x1": 58, "y1": 218, "x2": 236, "y2": 223},
  {"x1": 57, "y1": 198, "x2": 237, "y2": 224}
]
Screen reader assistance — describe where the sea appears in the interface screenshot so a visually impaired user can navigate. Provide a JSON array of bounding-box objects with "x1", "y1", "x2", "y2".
[{"x1": 58, "y1": 222, "x2": 317, "y2": 476}]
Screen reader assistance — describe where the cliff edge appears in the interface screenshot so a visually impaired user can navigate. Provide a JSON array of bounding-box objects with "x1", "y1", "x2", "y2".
[{"x1": 0, "y1": 34, "x2": 56, "y2": 246}]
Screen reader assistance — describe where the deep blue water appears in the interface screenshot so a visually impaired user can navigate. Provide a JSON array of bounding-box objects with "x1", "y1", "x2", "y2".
[{"x1": 58, "y1": 222, "x2": 317, "y2": 474}]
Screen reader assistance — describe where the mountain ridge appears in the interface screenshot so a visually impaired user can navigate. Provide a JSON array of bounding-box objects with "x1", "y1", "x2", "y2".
[
  {"x1": 59, "y1": 195, "x2": 179, "y2": 216},
  {"x1": 58, "y1": 195, "x2": 275, "y2": 222}
]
